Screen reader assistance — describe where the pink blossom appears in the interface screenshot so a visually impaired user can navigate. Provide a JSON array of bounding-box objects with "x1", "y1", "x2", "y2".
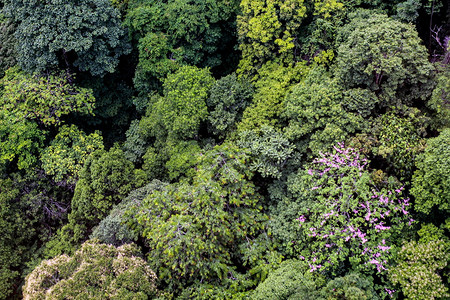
[{"x1": 378, "y1": 245, "x2": 391, "y2": 252}]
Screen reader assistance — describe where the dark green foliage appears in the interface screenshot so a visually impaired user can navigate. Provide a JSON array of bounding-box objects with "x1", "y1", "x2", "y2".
[
  {"x1": 0, "y1": 177, "x2": 35, "y2": 299},
  {"x1": 5, "y1": 0, "x2": 130, "y2": 76},
  {"x1": 395, "y1": 0, "x2": 421, "y2": 23},
  {"x1": 0, "y1": 171, "x2": 70, "y2": 299},
  {"x1": 23, "y1": 240, "x2": 158, "y2": 299},
  {"x1": 411, "y1": 128, "x2": 450, "y2": 214},
  {"x1": 207, "y1": 73, "x2": 254, "y2": 138},
  {"x1": 126, "y1": 0, "x2": 239, "y2": 94},
  {"x1": 0, "y1": 16, "x2": 16, "y2": 77},
  {"x1": 335, "y1": 10, "x2": 434, "y2": 103},
  {"x1": 238, "y1": 125, "x2": 294, "y2": 178}
]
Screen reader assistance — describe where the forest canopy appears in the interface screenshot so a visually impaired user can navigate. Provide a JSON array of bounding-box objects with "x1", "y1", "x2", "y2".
[{"x1": 0, "y1": 0, "x2": 449, "y2": 299}]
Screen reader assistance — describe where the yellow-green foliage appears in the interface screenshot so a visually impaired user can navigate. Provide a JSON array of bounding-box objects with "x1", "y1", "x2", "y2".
[
  {"x1": 23, "y1": 240, "x2": 158, "y2": 300},
  {"x1": 0, "y1": 67, "x2": 95, "y2": 126},
  {"x1": 41, "y1": 125, "x2": 104, "y2": 186},
  {"x1": 237, "y1": 0, "x2": 306, "y2": 75},
  {"x1": 238, "y1": 61, "x2": 308, "y2": 131}
]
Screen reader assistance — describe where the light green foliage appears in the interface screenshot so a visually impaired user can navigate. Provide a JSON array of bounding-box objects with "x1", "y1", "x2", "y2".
[
  {"x1": 372, "y1": 107, "x2": 427, "y2": 180},
  {"x1": 239, "y1": 61, "x2": 308, "y2": 131},
  {"x1": 283, "y1": 67, "x2": 364, "y2": 155},
  {"x1": 165, "y1": 140, "x2": 200, "y2": 180},
  {"x1": 6, "y1": 0, "x2": 130, "y2": 76},
  {"x1": 238, "y1": 125, "x2": 294, "y2": 178},
  {"x1": 207, "y1": 73, "x2": 254, "y2": 138},
  {"x1": 0, "y1": 67, "x2": 95, "y2": 126},
  {"x1": 144, "y1": 66, "x2": 215, "y2": 140},
  {"x1": 335, "y1": 10, "x2": 434, "y2": 103},
  {"x1": 0, "y1": 113, "x2": 45, "y2": 170},
  {"x1": 252, "y1": 259, "x2": 318, "y2": 299},
  {"x1": 237, "y1": 0, "x2": 307, "y2": 75},
  {"x1": 411, "y1": 128, "x2": 450, "y2": 214},
  {"x1": 313, "y1": 0, "x2": 344, "y2": 18},
  {"x1": 70, "y1": 146, "x2": 135, "y2": 230},
  {"x1": 23, "y1": 240, "x2": 158, "y2": 300},
  {"x1": 127, "y1": 143, "x2": 268, "y2": 291},
  {"x1": 389, "y1": 240, "x2": 449, "y2": 299},
  {"x1": 92, "y1": 180, "x2": 168, "y2": 246},
  {"x1": 0, "y1": 16, "x2": 17, "y2": 77},
  {"x1": 41, "y1": 125, "x2": 104, "y2": 186},
  {"x1": 428, "y1": 66, "x2": 450, "y2": 129}
]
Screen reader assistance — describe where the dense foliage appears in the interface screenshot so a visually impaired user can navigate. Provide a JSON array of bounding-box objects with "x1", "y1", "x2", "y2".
[{"x1": 0, "y1": 0, "x2": 449, "y2": 299}]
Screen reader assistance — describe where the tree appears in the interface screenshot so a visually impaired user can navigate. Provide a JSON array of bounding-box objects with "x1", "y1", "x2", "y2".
[
  {"x1": 91, "y1": 180, "x2": 168, "y2": 246},
  {"x1": 272, "y1": 144, "x2": 412, "y2": 274},
  {"x1": 389, "y1": 240, "x2": 449, "y2": 299},
  {"x1": 0, "y1": 171, "x2": 71, "y2": 299},
  {"x1": 238, "y1": 61, "x2": 308, "y2": 131},
  {"x1": 238, "y1": 125, "x2": 294, "y2": 179},
  {"x1": 0, "y1": 177, "x2": 35, "y2": 299},
  {"x1": 23, "y1": 240, "x2": 158, "y2": 299},
  {"x1": 371, "y1": 106, "x2": 427, "y2": 180},
  {"x1": 237, "y1": 0, "x2": 307, "y2": 75},
  {"x1": 125, "y1": 0, "x2": 239, "y2": 94},
  {"x1": 0, "y1": 67, "x2": 95, "y2": 126},
  {"x1": 126, "y1": 143, "x2": 268, "y2": 292},
  {"x1": 411, "y1": 128, "x2": 450, "y2": 214},
  {"x1": 40, "y1": 125, "x2": 104, "y2": 187},
  {"x1": 5, "y1": 0, "x2": 130, "y2": 76},
  {"x1": 283, "y1": 67, "x2": 364, "y2": 155},
  {"x1": 70, "y1": 146, "x2": 135, "y2": 229},
  {"x1": 252, "y1": 260, "x2": 318, "y2": 299},
  {"x1": 206, "y1": 73, "x2": 254, "y2": 138},
  {"x1": 335, "y1": 10, "x2": 434, "y2": 104},
  {"x1": 141, "y1": 65, "x2": 215, "y2": 141},
  {"x1": 0, "y1": 113, "x2": 45, "y2": 170}
]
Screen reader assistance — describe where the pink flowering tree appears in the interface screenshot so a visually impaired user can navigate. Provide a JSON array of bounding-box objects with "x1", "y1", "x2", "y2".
[{"x1": 297, "y1": 143, "x2": 413, "y2": 274}]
